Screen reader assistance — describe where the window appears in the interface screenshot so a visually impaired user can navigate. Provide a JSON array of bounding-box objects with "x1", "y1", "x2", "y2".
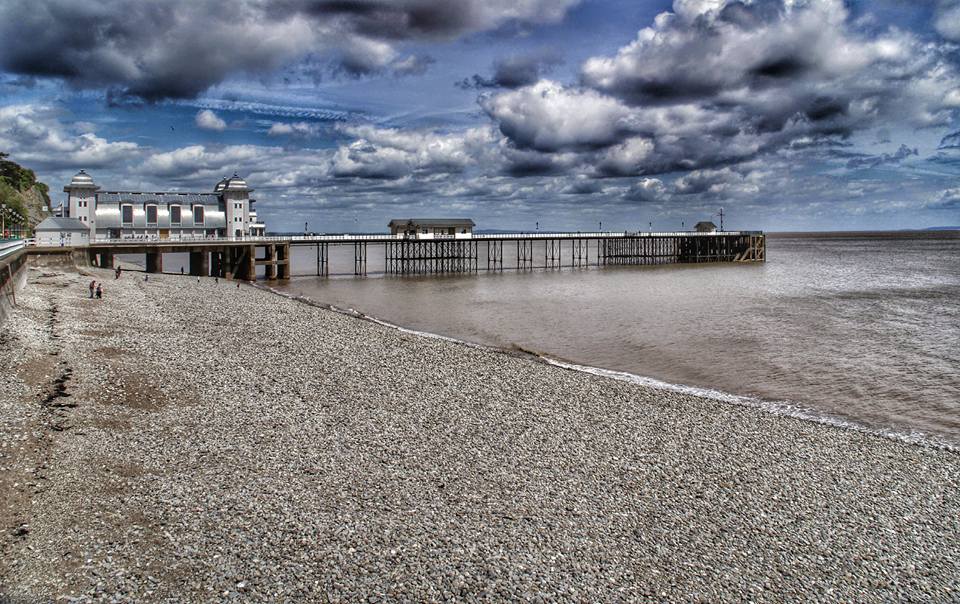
[
  {"x1": 170, "y1": 205, "x2": 181, "y2": 226},
  {"x1": 146, "y1": 204, "x2": 158, "y2": 225},
  {"x1": 193, "y1": 205, "x2": 204, "y2": 225},
  {"x1": 121, "y1": 204, "x2": 133, "y2": 225}
]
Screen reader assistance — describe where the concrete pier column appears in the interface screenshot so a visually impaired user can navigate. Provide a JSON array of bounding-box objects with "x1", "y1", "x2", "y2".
[
  {"x1": 189, "y1": 251, "x2": 209, "y2": 277},
  {"x1": 245, "y1": 245, "x2": 256, "y2": 281},
  {"x1": 211, "y1": 251, "x2": 222, "y2": 278},
  {"x1": 278, "y1": 243, "x2": 290, "y2": 280},
  {"x1": 264, "y1": 244, "x2": 276, "y2": 280},
  {"x1": 99, "y1": 251, "x2": 114, "y2": 269},
  {"x1": 222, "y1": 249, "x2": 236, "y2": 280},
  {"x1": 146, "y1": 251, "x2": 163, "y2": 274}
]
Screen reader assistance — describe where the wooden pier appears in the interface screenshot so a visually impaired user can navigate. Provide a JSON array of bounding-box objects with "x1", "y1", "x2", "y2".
[{"x1": 74, "y1": 231, "x2": 764, "y2": 281}]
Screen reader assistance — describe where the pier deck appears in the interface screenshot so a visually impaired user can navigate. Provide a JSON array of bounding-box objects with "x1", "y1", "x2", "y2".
[{"x1": 63, "y1": 231, "x2": 763, "y2": 281}]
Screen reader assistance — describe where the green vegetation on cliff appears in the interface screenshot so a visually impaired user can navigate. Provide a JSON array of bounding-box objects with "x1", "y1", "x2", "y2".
[{"x1": 0, "y1": 152, "x2": 51, "y2": 231}]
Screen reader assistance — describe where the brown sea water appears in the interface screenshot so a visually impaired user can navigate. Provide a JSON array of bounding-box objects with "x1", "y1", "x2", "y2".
[{"x1": 274, "y1": 232, "x2": 959, "y2": 447}]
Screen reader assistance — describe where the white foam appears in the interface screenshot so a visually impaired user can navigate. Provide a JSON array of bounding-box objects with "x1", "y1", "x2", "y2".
[{"x1": 260, "y1": 284, "x2": 959, "y2": 453}]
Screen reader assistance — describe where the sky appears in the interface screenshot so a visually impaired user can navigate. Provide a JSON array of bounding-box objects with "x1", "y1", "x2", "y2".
[{"x1": 1, "y1": 0, "x2": 959, "y2": 233}]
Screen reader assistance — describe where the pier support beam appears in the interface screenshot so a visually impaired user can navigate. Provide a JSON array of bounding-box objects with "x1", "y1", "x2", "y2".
[
  {"x1": 146, "y1": 251, "x2": 163, "y2": 274},
  {"x1": 97, "y1": 251, "x2": 114, "y2": 269},
  {"x1": 189, "y1": 251, "x2": 209, "y2": 277}
]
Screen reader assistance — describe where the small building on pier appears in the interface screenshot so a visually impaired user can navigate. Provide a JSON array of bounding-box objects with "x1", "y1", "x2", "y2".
[
  {"x1": 388, "y1": 218, "x2": 475, "y2": 239},
  {"x1": 695, "y1": 221, "x2": 718, "y2": 233},
  {"x1": 34, "y1": 216, "x2": 90, "y2": 247}
]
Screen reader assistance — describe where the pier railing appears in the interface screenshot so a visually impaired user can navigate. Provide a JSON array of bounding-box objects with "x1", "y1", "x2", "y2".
[{"x1": 83, "y1": 230, "x2": 759, "y2": 245}]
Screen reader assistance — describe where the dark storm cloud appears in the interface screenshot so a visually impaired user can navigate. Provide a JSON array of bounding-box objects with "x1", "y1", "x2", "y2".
[
  {"x1": 0, "y1": 0, "x2": 579, "y2": 100},
  {"x1": 457, "y1": 51, "x2": 563, "y2": 89}
]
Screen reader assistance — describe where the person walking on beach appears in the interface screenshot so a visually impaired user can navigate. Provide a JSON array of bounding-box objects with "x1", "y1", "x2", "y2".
[
  {"x1": 95, "y1": 283, "x2": 103, "y2": 299},
  {"x1": 115, "y1": 265, "x2": 122, "y2": 279},
  {"x1": 88, "y1": 280, "x2": 96, "y2": 298}
]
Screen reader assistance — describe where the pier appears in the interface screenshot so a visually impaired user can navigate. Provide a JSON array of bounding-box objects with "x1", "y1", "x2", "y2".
[
  {"x1": 66, "y1": 231, "x2": 764, "y2": 281},
  {"x1": 83, "y1": 239, "x2": 290, "y2": 281}
]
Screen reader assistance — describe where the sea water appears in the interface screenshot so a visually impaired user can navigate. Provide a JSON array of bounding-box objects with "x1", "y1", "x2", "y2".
[{"x1": 277, "y1": 232, "x2": 960, "y2": 447}]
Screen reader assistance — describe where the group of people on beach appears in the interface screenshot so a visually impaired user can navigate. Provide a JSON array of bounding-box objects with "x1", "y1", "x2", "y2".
[{"x1": 86, "y1": 264, "x2": 123, "y2": 299}]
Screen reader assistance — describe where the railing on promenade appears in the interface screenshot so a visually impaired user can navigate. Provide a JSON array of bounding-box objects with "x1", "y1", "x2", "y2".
[{"x1": 0, "y1": 239, "x2": 26, "y2": 261}]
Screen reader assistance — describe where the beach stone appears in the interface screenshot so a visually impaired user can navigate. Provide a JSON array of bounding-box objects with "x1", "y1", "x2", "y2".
[{"x1": 0, "y1": 266, "x2": 958, "y2": 602}]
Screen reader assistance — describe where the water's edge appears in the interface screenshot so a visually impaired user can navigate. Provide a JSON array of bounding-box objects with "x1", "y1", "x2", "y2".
[{"x1": 256, "y1": 283, "x2": 958, "y2": 454}]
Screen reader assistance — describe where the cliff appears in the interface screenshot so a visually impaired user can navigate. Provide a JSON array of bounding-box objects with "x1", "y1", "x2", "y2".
[{"x1": 0, "y1": 153, "x2": 51, "y2": 230}]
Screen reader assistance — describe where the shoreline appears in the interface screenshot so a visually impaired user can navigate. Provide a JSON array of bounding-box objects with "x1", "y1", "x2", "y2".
[
  {"x1": 260, "y1": 282, "x2": 960, "y2": 454},
  {"x1": 2, "y1": 266, "x2": 959, "y2": 601}
]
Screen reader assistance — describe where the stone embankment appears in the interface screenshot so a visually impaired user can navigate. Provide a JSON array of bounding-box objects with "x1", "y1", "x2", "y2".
[{"x1": 1, "y1": 267, "x2": 959, "y2": 602}]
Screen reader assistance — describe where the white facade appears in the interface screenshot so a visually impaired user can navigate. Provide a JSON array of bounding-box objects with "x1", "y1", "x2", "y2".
[
  {"x1": 65, "y1": 170, "x2": 99, "y2": 232},
  {"x1": 61, "y1": 171, "x2": 266, "y2": 240},
  {"x1": 35, "y1": 217, "x2": 90, "y2": 247}
]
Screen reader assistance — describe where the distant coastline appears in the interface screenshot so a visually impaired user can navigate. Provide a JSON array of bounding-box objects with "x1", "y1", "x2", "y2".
[{"x1": 768, "y1": 229, "x2": 960, "y2": 238}]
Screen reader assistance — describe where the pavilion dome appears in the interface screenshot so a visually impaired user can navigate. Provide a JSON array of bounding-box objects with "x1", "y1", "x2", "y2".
[
  {"x1": 214, "y1": 176, "x2": 229, "y2": 193},
  {"x1": 68, "y1": 170, "x2": 97, "y2": 188},
  {"x1": 224, "y1": 173, "x2": 249, "y2": 191}
]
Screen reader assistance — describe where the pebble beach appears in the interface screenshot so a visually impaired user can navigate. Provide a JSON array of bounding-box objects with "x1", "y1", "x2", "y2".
[{"x1": 2, "y1": 266, "x2": 959, "y2": 602}]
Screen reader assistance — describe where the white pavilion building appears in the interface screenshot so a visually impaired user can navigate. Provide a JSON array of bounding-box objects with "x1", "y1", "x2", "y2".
[{"x1": 57, "y1": 170, "x2": 266, "y2": 240}]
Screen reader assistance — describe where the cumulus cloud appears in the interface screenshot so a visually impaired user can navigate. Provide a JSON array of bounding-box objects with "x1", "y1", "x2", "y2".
[
  {"x1": 934, "y1": 0, "x2": 960, "y2": 41},
  {"x1": 331, "y1": 125, "x2": 495, "y2": 179},
  {"x1": 675, "y1": 167, "x2": 757, "y2": 196},
  {"x1": 481, "y1": 80, "x2": 636, "y2": 152},
  {"x1": 0, "y1": 104, "x2": 139, "y2": 168},
  {"x1": 623, "y1": 178, "x2": 668, "y2": 202},
  {"x1": 0, "y1": 0, "x2": 580, "y2": 100},
  {"x1": 581, "y1": 0, "x2": 958, "y2": 130},
  {"x1": 457, "y1": 50, "x2": 563, "y2": 89},
  {"x1": 845, "y1": 144, "x2": 918, "y2": 170},
  {"x1": 931, "y1": 188, "x2": 960, "y2": 210},
  {"x1": 597, "y1": 137, "x2": 655, "y2": 176},
  {"x1": 561, "y1": 177, "x2": 603, "y2": 195},
  {"x1": 480, "y1": 0, "x2": 960, "y2": 179},
  {"x1": 939, "y1": 131, "x2": 960, "y2": 150},
  {"x1": 141, "y1": 144, "x2": 280, "y2": 179},
  {"x1": 268, "y1": 121, "x2": 320, "y2": 137},
  {"x1": 195, "y1": 109, "x2": 227, "y2": 131}
]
